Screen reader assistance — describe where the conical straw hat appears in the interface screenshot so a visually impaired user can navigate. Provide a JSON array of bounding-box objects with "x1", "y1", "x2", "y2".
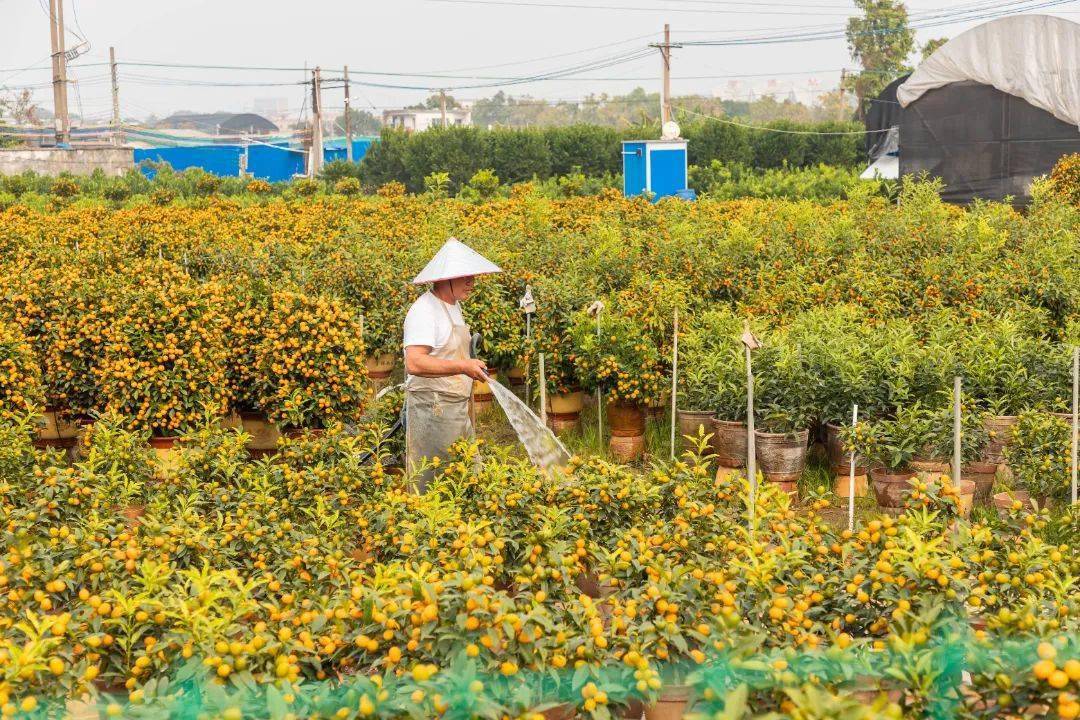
[{"x1": 412, "y1": 237, "x2": 502, "y2": 284}]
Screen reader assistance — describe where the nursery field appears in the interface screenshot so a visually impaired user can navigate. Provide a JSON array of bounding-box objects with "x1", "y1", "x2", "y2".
[{"x1": 0, "y1": 169, "x2": 1078, "y2": 719}]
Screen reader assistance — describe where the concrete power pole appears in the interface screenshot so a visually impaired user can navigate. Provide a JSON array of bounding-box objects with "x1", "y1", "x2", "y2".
[
  {"x1": 343, "y1": 65, "x2": 353, "y2": 162},
  {"x1": 109, "y1": 47, "x2": 121, "y2": 146},
  {"x1": 440, "y1": 89, "x2": 447, "y2": 129},
  {"x1": 48, "y1": 0, "x2": 71, "y2": 145},
  {"x1": 309, "y1": 67, "x2": 324, "y2": 177},
  {"x1": 650, "y1": 24, "x2": 680, "y2": 126}
]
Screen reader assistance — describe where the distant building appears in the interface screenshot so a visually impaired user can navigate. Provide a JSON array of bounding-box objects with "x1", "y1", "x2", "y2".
[
  {"x1": 382, "y1": 107, "x2": 471, "y2": 132},
  {"x1": 157, "y1": 112, "x2": 279, "y2": 135}
]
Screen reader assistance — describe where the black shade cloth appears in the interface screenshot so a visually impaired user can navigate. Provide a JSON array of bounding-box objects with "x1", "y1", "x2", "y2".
[
  {"x1": 865, "y1": 74, "x2": 910, "y2": 160},
  {"x1": 899, "y1": 80, "x2": 1080, "y2": 205}
]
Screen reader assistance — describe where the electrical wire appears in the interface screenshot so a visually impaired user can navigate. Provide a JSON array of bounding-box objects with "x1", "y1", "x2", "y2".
[{"x1": 426, "y1": 0, "x2": 856, "y2": 15}]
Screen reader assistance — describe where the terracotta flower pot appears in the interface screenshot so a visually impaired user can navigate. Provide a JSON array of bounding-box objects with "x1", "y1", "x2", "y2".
[
  {"x1": 149, "y1": 435, "x2": 181, "y2": 474},
  {"x1": 608, "y1": 401, "x2": 646, "y2": 462},
  {"x1": 711, "y1": 419, "x2": 747, "y2": 468},
  {"x1": 240, "y1": 411, "x2": 280, "y2": 451},
  {"x1": 38, "y1": 406, "x2": 80, "y2": 442},
  {"x1": 365, "y1": 353, "x2": 396, "y2": 380},
  {"x1": 833, "y1": 472, "x2": 868, "y2": 499},
  {"x1": 955, "y1": 479, "x2": 976, "y2": 518},
  {"x1": 755, "y1": 429, "x2": 809, "y2": 493},
  {"x1": 218, "y1": 412, "x2": 243, "y2": 431},
  {"x1": 644, "y1": 685, "x2": 691, "y2": 720},
  {"x1": 909, "y1": 457, "x2": 951, "y2": 476},
  {"x1": 676, "y1": 409, "x2": 714, "y2": 451},
  {"x1": 645, "y1": 392, "x2": 669, "y2": 420},
  {"x1": 870, "y1": 467, "x2": 917, "y2": 510},
  {"x1": 824, "y1": 422, "x2": 866, "y2": 475},
  {"x1": 505, "y1": 366, "x2": 526, "y2": 387},
  {"x1": 539, "y1": 703, "x2": 577, "y2": 720},
  {"x1": 962, "y1": 461, "x2": 998, "y2": 505},
  {"x1": 982, "y1": 415, "x2": 1018, "y2": 465},
  {"x1": 546, "y1": 391, "x2": 584, "y2": 433},
  {"x1": 993, "y1": 490, "x2": 1032, "y2": 519},
  {"x1": 472, "y1": 380, "x2": 494, "y2": 413}
]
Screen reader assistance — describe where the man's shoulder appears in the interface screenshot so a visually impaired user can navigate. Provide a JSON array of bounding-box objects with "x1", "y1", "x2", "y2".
[{"x1": 405, "y1": 292, "x2": 436, "y2": 318}]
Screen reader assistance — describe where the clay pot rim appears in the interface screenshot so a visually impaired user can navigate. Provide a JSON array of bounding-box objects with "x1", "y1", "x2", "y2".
[
  {"x1": 148, "y1": 435, "x2": 181, "y2": 449},
  {"x1": 754, "y1": 428, "x2": 810, "y2": 440},
  {"x1": 712, "y1": 417, "x2": 747, "y2": 427},
  {"x1": 238, "y1": 410, "x2": 271, "y2": 421},
  {"x1": 962, "y1": 461, "x2": 998, "y2": 473},
  {"x1": 677, "y1": 408, "x2": 715, "y2": 418}
]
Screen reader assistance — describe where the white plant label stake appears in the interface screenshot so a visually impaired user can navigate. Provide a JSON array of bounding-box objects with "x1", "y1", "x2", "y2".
[
  {"x1": 742, "y1": 322, "x2": 761, "y2": 531},
  {"x1": 520, "y1": 286, "x2": 535, "y2": 407},
  {"x1": 587, "y1": 300, "x2": 605, "y2": 445},
  {"x1": 848, "y1": 404, "x2": 858, "y2": 532},
  {"x1": 670, "y1": 308, "x2": 679, "y2": 461},
  {"x1": 953, "y1": 376, "x2": 962, "y2": 492}
]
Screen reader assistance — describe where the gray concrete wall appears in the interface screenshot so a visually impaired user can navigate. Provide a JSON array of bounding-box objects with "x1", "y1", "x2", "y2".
[{"x1": 0, "y1": 147, "x2": 133, "y2": 176}]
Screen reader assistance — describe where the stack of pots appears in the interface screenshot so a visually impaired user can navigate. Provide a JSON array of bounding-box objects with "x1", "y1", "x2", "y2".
[
  {"x1": 710, "y1": 418, "x2": 747, "y2": 480},
  {"x1": 546, "y1": 391, "x2": 584, "y2": 433},
  {"x1": 754, "y1": 429, "x2": 809, "y2": 495},
  {"x1": 962, "y1": 459, "x2": 999, "y2": 505},
  {"x1": 608, "y1": 401, "x2": 646, "y2": 462},
  {"x1": 982, "y1": 414, "x2": 1018, "y2": 466},
  {"x1": 824, "y1": 422, "x2": 867, "y2": 498}
]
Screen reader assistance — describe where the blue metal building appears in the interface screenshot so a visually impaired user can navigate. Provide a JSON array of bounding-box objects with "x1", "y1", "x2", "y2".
[{"x1": 621, "y1": 139, "x2": 691, "y2": 200}]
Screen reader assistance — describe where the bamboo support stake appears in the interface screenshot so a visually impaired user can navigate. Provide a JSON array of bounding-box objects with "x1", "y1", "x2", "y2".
[
  {"x1": 1072, "y1": 347, "x2": 1078, "y2": 505},
  {"x1": 743, "y1": 321, "x2": 758, "y2": 531},
  {"x1": 953, "y1": 376, "x2": 962, "y2": 491},
  {"x1": 539, "y1": 353, "x2": 548, "y2": 429},
  {"x1": 596, "y1": 304, "x2": 603, "y2": 445},
  {"x1": 670, "y1": 309, "x2": 679, "y2": 461},
  {"x1": 524, "y1": 313, "x2": 532, "y2": 407},
  {"x1": 848, "y1": 404, "x2": 858, "y2": 532}
]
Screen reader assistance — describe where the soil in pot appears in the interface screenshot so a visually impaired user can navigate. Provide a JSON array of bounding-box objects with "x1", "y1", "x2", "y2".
[
  {"x1": 870, "y1": 467, "x2": 917, "y2": 510},
  {"x1": 962, "y1": 461, "x2": 998, "y2": 505},
  {"x1": 240, "y1": 411, "x2": 280, "y2": 451},
  {"x1": 546, "y1": 391, "x2": 584, "y2": 433},
  {"x1": 609, "y1": 401, "x2": 646, "y2": 463},
  {"x1": 676, "y1": 410, "x2": 714, "y2": 452},
  {"x1": 711, "y1": 419, "x2": 747, "y2": 469},
  {"x1": 982, "y1": 415, "x2": 1018, "y2": 465},
  {"x1": 644, "y1": 685, "x2": 691, "y2": 720},
  {"x1": 755, "y1": 429, "x2": 809, "y2": 486},
  {"x1": 538, "y1": 703, "x2": 577, "y2": 720}
]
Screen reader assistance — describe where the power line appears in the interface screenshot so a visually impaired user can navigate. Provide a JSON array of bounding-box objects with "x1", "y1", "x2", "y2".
[{"x1": 426, "y1": 0, "x2": 856, "y2": 14}]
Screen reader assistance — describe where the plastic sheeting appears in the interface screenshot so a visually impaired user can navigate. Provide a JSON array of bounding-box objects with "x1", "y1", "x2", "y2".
[
  {"x1": 864, "y1": 75, "x2": 908, "y2": 160},
  {"x1": 897, "y1": 15, "x2": 1080, "y2": 129},
  {"x1": 899, "y1": 80, "x2": 1080, "y2": 205}
]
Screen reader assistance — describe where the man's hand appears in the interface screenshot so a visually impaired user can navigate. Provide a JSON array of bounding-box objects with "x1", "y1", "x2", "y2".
[{"x1": 457, "y1": 358, "x2": 489, "y2": 382}]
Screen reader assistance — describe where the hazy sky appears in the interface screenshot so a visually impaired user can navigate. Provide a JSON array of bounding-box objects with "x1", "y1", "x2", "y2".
[{"x1": 3, "y1": 0, "x2": 1078, "y2": 123}]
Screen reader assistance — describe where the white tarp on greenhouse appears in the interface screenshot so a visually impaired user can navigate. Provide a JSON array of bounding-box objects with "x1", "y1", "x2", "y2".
[{"x1": 897, "y1": 14, "x2": 1080, "y2": 129}]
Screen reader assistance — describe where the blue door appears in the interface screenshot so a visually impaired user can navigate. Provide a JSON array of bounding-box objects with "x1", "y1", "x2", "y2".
[
  {"x1": 649, "y1": 147, "x2": 687, "y2": 200},
  {"x1": 622, "y1": 142, "x2": 646, "y2": 197}
]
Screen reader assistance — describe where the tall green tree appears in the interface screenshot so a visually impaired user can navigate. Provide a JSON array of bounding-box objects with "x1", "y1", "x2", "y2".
[
  {"x1": 332, "y1": 108, "x2": 381, "y2": 136},
  {"x1": 845, "y1": 0, "x2": 915, "y2": 119}
]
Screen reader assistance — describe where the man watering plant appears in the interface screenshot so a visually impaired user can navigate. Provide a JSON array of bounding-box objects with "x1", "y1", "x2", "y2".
[{"x1": 403, "y1": 237, "x2": 501, "y2": 492}]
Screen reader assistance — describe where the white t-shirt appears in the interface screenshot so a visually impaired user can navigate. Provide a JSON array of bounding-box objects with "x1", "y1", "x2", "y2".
[{"x1": 403, "y1": 291, "x2": 464, "y2": 351}]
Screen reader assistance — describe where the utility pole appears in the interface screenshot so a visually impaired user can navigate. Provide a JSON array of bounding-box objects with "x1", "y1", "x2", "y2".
[
  {"x1": 309, "y1": 67, "x2": 323, "y2": 177},
  {"x1": 649, "y1": 24, "x2": 681, "y2": 126},
  {"x1": 439, "y1": 89, "x2": 447, "y2": 129},
  {"x1": 839, "y1": 68, "x2": 848, "y2": 118},
  {"x1": 109, "y1": 47, "x2": 121, "y2": 146},
  {"x1": 48, "y1": 0, "x2": 71, "y2": 145},
  {"x1": 343, "y1": 65, "x2": 353, "y2": 162}
]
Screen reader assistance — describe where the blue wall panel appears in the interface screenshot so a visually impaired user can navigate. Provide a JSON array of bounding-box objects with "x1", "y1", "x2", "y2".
[
  {"x1": 248, "y1": 144, "x2": 306, "y2": 182},
  {"x1": 134, "y1": 146, "x2": 243, "y2": 178},
  {"x1": 622, "y1": 142, "x2": 646, "y2": 197},
  {"x1": 649, "y1": 147, "x2": 687, "y2": 200}
]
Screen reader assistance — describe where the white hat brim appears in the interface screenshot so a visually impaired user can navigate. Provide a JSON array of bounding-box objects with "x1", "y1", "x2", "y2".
[{"x1": 412, "y1": 237, "x2": 503, "y2": 284}]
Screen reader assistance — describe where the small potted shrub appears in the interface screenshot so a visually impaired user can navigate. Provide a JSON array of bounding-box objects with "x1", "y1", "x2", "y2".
[
  {"x1": 571, "y1": 307, "x2": 665, "y2": 462},
  {"x1": 920, "y1": 399, "x2": 994, "y2": 504},
  {"x1": 753, "y1": 338, "x2": 815, "y2": 493},
  {"x1": 254, "y1": 290, "x2": 370, "y2": 434},
  {"x1": 95, "y1": 274, "x2": 230, "y2": 466},
  {"x1": 524, "y1": 277, "x2": 592, "y2": 432},
  {"x1": 997, "y1": 412, "x2": 1072, "y2": 512},
  {"x1": 843, "y1": 405, "x2": 926, "y2": 510},
  {"x1": 678, "y1": 310, "x2": 745, "y2": 460}
]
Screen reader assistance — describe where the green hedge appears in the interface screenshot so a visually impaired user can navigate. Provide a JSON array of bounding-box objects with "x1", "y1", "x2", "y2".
[{"x1": 358, "y1": 121, "x2": 864, "y2": 192}]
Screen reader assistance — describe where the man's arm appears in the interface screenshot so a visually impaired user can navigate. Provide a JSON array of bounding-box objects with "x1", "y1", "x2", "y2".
[{"x1": 405, "y1": 345, "x2": 488, "y2": 381}]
